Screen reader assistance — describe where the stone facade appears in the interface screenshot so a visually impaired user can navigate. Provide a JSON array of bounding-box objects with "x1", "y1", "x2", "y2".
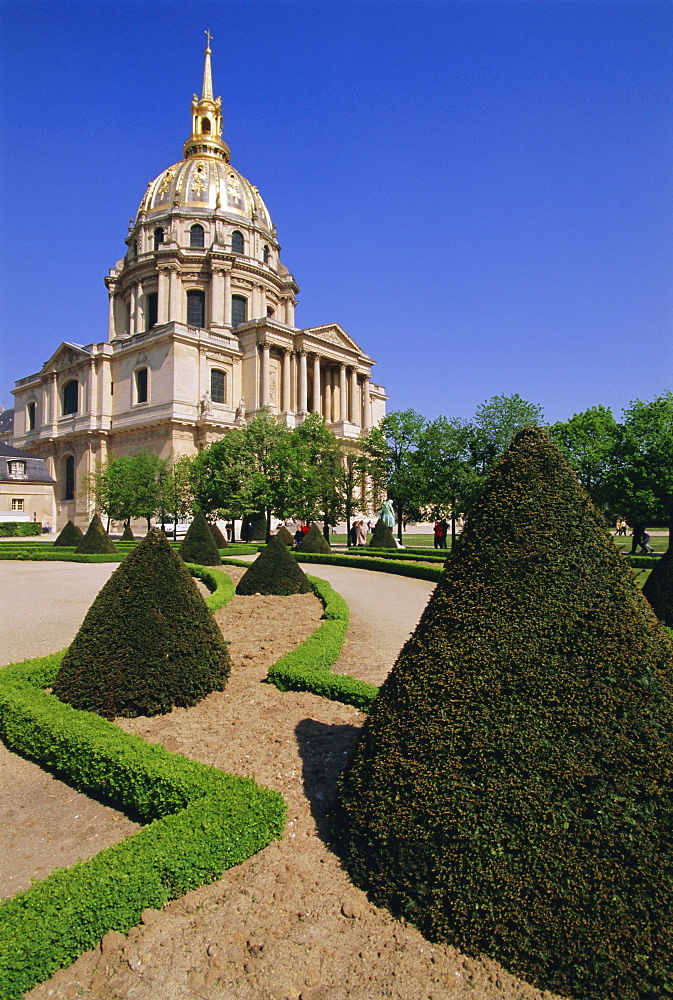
[
  {"x1": 0, "y1": 444, "x2": 56, "y2": 529},
  {"x1": 11, "y1": 43, "x2": 386, "y2": 528}
]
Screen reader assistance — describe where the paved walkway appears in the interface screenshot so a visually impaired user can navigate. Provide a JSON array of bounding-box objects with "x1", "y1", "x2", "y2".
[{"x1": 0, "y1": 560, "x2": 435, "y2": 676}]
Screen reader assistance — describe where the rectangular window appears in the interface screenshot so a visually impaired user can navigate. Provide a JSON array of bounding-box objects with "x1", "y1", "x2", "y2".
[
  {"x1": 8, "y1": 461, "x2": 27, "y2": 479},
  {"x1": 146, "y1": 292, "x2": 158, "y2": 330},
  {"x1": 27, "y1": 402, "x2": 36, "y2": 430},
  {"x1": 211, "y1": 369, "x2": 225, "y2": 404},
  {"x1": 187, "y1": 290, "x2": 205, "y2": 328},
  {"x1": 136, "y1": 368, "x2": 148, "y2": 404},
  {"x1": 11, "y1": 498, "x2": 24, "y2": 511}
]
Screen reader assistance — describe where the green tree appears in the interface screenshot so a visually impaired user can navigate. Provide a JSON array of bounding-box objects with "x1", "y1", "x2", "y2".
[
  {"x1": 191, "y1": 428, "x2": 252, "y2": 532},
  {"x1": 291, "y1": 413, "x2": 345, "y2": 538},
  {"x1": 416, "y1": 416, "x2": 482, "y2": 546},
  {"x1": 360, "y1": 410, "x2": 427, "y2": 542},
  {"x1": 548, "y1": 405, "x2": 620, "y2": 513},
  {"x1": 609, "y1": 392, "x2": 673, "y2": 545},
  {"x1": 158, "y1": 454, "x2": 195, "y2": 538},
  {"x1": 468, "y1": 393, "x2": 545, "y2": 475},
  {"x1": 86, "y1": 451, "x2": 169, "y2": 530}
]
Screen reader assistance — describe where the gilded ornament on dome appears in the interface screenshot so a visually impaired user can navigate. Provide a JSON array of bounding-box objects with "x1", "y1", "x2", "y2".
[
  {"x1": 157, "y1": 168, "x2": 175, "y2": 199},
  {"x1": 191, "y1": 162, "x2": 208, "y2": 197}
]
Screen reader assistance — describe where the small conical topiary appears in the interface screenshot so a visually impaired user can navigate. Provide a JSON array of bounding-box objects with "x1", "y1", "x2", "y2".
[
  {"x1": 53, "y1": 519, "x2": 84, "y2": 547},
  {"x1": 368, "y1": 518, "x2": 397, "y2": 548},
  {"x1": 75, "y1": 514, "x2": 117, "y2": 554},
  {"x1": 297, "y1": 522, "x2": 331, "y2": 553},
  {"x1": 275, "y1": 524, "x2": 294, "y2": 547},
  {"x1": 120, "y1": 522, "x2": 135, "y2": 542},
  {"x1": 210, "y1": 521, "x2": 228, "y2": 548},
  {"x1": 642, "y1": 547, "x2": 673, "y2": 626},
  {"x1": 53, "y1": 528, "x2": 230, "y2": 718},
  {"x1": 335, "y1": 427, "x2": 673, "y2": 1000},
  {"x1": 236, "y1": 534, "x2": 313, "y2": 596},
  {"x1": 180, "y1": 510, "x2": 221, "y2": 565}
]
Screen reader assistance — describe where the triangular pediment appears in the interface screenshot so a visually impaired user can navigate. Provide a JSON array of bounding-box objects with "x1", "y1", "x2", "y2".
[
  {"x1": 40, "y1": 342, "x2": 92, "y2": 375},
  {"x1": 301, "y1": 324, "x2": 366, "y2": 356}
]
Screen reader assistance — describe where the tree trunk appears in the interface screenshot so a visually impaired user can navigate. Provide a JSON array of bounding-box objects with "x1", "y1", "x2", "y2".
[
  {"x1": 451, "y1": 506, "x2": 456, "y2": 549},
  {"x1": 397, "y1": 509, "x2": 403, "y2": 544}
]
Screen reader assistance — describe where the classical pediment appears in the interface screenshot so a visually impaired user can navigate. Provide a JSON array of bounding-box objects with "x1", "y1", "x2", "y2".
[
  {"x1": 40, "y1": 342, "x2": 92, "y2": 375},
  {"x1": 301, "y1": 324, "x2": 365, "y2": 356}
]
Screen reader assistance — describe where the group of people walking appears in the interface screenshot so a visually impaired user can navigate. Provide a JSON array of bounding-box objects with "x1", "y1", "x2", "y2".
[{"x1": 349, "y1": 520, "x2": 371, "y2": 546}]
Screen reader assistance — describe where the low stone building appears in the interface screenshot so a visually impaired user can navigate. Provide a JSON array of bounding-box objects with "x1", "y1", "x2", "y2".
[
  {"x1": 11, "y1": 41, "x2": 386, "y2": 529},
  {"x1": 0, "y1": 444, "x2": 56, "y2": 530}
]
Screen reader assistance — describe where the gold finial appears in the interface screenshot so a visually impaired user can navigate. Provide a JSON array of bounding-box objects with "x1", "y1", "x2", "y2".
[
  {"x1": 201, "y1": 31, "x2": 214, "y2": 100},
  {"x1": 205, "y1": 28, "x2": 213, "y2": 51}
]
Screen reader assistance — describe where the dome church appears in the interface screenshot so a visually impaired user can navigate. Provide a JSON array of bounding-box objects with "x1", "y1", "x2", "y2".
[{"x1": 11, "y1": 40, "x2": 386, "y2": 529}]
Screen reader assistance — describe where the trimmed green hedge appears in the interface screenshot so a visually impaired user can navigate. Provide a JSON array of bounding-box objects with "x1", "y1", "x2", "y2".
[
  {"x1": 348, "y1": 548, "x2": 448, "y2": 563},
  {"x1": 0, "y1": 522, "x2": 42, "y2": 537},
  {"x1": 0, "y1": 580, "x2": 283, "y2": 998},
  {"x1": 294, "y1": 551, "x2": 443, "y2": 584},
  {"x1": 266, "y1": 574, "x2": 377, "y2": 711}
]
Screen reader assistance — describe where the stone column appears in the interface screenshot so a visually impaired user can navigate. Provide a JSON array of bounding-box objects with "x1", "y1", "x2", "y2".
[
  {"x1": 107, "y1": 290, "x2": 116, "y2": 339},
  {"x1": 129, "y1": 284, "x2": 137, "y2": 335},
  {"x1": 260, "y1": 341, "x2": 270, "y2": 408},
  {"x1": 363, "y1": 375, "x2": 372, "y2": 431},
  {"x1": 350, "y1": 368, "x2": 359, "y2": 424},
  {"x1": 282, "y1": 349, "x2": 292, "y2": 414},
  {"x1": 158, "y1": 268, "x2": 170, "y2": 325},
  {"x1": 298, "y1": 350, "x2": 307, "y2": 414},
  {"x1": 87, "y1": 358, "x2": 96, "y2": 420},
  {"x1": 259, "y1": 285, "x2": 267, "y2": 318},
  {"x1": 49, "y1": 372, "x2": 58, "y2": 427},
  {"x1": 312, "y1": 354, "x2": 321, "y2": 414},
  {"x1": 323, "y1": 368, "x2": 332, "y2": 421},
  {"x1": 135, "y1": 282, "x2": 144, "y2": 333},
  {"x1": 210, "y1": 268, "x2": 225, "y2": 327},
  {"x1": 168, "y1": 268, "x2": 180, "y2": 323},
  {"x1": 339, "y1": 364, "x2": 348, "y2": 422},
  {"x1": 224, "y1": 271, "x2": 232, "y2": 326},
  {"x1": 286, "y1": 298, "x2": 296, "y2": 326}
]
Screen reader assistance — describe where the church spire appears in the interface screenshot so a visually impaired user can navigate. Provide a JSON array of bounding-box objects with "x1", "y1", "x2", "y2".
[
  {"x1": 183, "y1": 33, "x2": 230, "y2": 162},
  {"x1": 202, "y1": 29, "x2": 214, "y2": 101}
]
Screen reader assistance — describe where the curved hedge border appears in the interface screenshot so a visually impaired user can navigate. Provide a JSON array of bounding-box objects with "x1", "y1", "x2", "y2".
[
  {"x1": 295, "y1": 551, "x2": 443, "y2": 583},
  {"x1": 0, "y1": 564, "x2": 283, "y2": 1000},
  {"x1": 266, "y1": 574, "x2": 378, "y2": 712}
]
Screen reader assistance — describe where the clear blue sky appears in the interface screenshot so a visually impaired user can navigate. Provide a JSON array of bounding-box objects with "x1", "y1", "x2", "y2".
[{"x1": 1, "y1": 0, "x2": 671, "y2": 425}]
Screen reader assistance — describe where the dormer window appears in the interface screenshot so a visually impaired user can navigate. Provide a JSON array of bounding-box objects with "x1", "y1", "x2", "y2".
[
  {"x1": 231, "y1": 230, "x2": 244, "y2": 254},
  {"x1": 63, "y1": 380, "x2": 78, "y2": 415},
  {"x1": 153, "y1": 227, "x2": 164, "y2": 250},
  {"x1": 190, "y1": 224, "x2": 205, "y2": 248},
  {"x1": 7, "y1": 460, "x2": 27, "y2": 480}
]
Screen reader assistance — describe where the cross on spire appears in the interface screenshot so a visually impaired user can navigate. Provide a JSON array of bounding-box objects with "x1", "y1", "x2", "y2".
[{"x1": 205, "y1": 28, "x2": 213, "y2": 50}]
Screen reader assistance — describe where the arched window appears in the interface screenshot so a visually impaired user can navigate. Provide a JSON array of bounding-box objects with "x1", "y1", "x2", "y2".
[
  {"x1": 64, "y1": 455, "x2": 75, "y2": 501},
  {"x1": 201, "y1": 117, "x2": 211, "y2": 134},
  {"x1": 135, "y1": 367, "x2": 148, "y2": 404},
  {"x1": 153, "y1": 227, "x2": 164, "y2": 250},
  {"x1": 187, "y1": 289, "x2": 206, "y2": 328},
  {"x1": 211, "y1": 369, "x2": 226, "y2": 405},
  {"x1": 190, "y1": 224, "x2": 205, "y2": 248},
  {"x1": 231, "y1": 295, "x2": 247, "y2": 328},
  {"x1": 263, "y1": 244, "x2": 270, "y2": 264},
  {"x1": 63, "y1": 380, "x2": 78, "y2": 415},
  {"x1": 231, "y1": 230, "x2": 244, "y2": 254},
  {"x1": 27, "y1": 402, "x2": 36, "y2": 430},
  {"x1": 266, "y1": 306, "x2": 274, "y2": 318},
  {"x1": 146, "y1": 292, "x2": 158, "y2": 330}
]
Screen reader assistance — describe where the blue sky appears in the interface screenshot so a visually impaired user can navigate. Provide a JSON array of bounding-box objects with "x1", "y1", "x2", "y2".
[{"x1": 1, "y1": 0, "x2": 671, "y2": 425}]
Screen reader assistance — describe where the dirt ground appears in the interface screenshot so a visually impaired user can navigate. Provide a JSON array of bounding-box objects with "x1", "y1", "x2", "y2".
[{"x1": 5, "y1": 565, "x2": 566, "y2": 1000}]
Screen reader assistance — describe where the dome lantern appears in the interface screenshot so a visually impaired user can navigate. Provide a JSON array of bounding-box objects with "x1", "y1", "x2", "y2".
[{"x1": 183, "y1": 31, "x2": 230, "y2": 163}]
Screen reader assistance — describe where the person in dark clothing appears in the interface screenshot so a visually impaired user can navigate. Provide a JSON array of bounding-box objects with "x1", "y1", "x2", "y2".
[
  {"x1": 350, "y1": 522, "x2": 358, "y2": 547},
  {"x1": 294, "y1": 527, "x2": 304, "y2": 549},
  {"x1": 242, "y1": 520, "x2": 253, "y2": 543}
]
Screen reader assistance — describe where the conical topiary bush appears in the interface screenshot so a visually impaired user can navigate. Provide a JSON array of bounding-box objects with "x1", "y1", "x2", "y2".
[
  {"x1": 210, "y1": 521, "x2": 228, "y2": 548},
  {"x1": 642, "y1": 547, "x2": 673, "y2": 626},
  {"x1": 335, "y1": 427, "x2": 673, "y2": 1000},
  {"x1": 297, "y1": 522, "x2": 331, "y2": 553},
  {"x1": 53, "y1": 519, "x2": 84, "y2": 547},
  {"x1": 179, "y1": 510, "x2": 221, "y2": 565},
  {"x1": 368, "y1": 518, "x2": 396, "y2": 548},
  {"x1": 236, "y1": 534, "x2": 313, "y2": 596},
  {"x1": 53, "y1": 528, "x2": 230, "y2": 718},
  {"x1": 75, "y1": 514, "x2": 117, "y2": 554},
  {"x1": 275, "y1": 524, "x2": 294, "y2": 547},
  {"x1": 120, "y1": 522, "x2": 135, "y2": 542}
]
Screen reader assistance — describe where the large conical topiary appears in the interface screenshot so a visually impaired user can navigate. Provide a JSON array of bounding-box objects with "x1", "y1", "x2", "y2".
[
  {"x1": 53, "y1": 519, "x2": 84, "y2": 546},
  {"x1": 368, "y1": 518, "x2": 396, "y2": 548},
  {"x1": 335, "y1": 427, "x2": 673, "y2": 1000},
  {"x1": 642, "y1": 547, "x2": 673, "y2": 626},
  {"x1": 210, "y1": 521, "x2": 228, "y2": 548},
  {"x1": 180, "y1": 510, "x2": 221, "y2": 565},
  {"x1": 297, "y1": 522, "x2": 331, "y2": 553},
  {"x1": 275, "y1": 524, "x2": 294, "y2": 547},
  {"x1": 236, "y1": 534, "x2": 313, "y2": 596},
  {"x1": 53, "y1": 528, "x2": 230, "y2": 718},
  {"x1": 75, "y1": 514, "x2": 117, "y2": 554},
  {"x1": 120, "y1": 522, "x2": 135, "y2": 542}
]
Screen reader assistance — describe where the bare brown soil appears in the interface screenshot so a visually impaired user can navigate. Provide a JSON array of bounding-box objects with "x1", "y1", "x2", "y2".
[{"x1": 7, "y1": 566, "x2": 565, "y2": 1000}]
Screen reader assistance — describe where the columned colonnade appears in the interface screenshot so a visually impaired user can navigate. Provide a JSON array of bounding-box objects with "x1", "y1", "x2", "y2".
[{"x1": 258, "y1": 342, "x2": 372, "y2": 429}]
